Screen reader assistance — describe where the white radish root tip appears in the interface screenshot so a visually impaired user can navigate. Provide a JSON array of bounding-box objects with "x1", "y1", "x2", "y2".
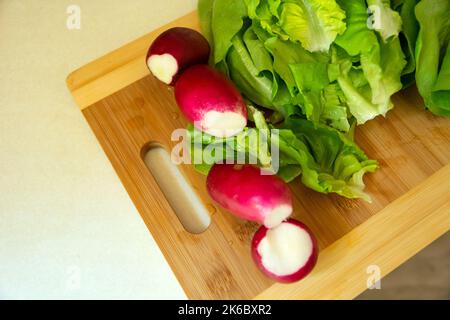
[
  {"x1": 263, "y1": 205, "x2": 292, "y2": 229},
  {"x1": 202, "y1": 110, "x2": 247, "y2": 138}
]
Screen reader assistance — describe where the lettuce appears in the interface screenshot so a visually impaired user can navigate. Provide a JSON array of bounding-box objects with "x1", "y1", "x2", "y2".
[
  {"x1": 278, "y1": 0, "x2": 347, "y2": 52},
  {"x1": 198, "y1": 0, "x2": 215, "y2": 44},
  {"x1": 197, "y1": 0, "x2": 394, "y2": 200},
  {"x1": 188, "y1": 109, "x2": 378, "y2": 201},
  {"x1": 210, "y1": 0, "x2": 248, "y2": 64},
  {"x1": 245, "y1": 0, "x2": 347, "y2": 52},
  {"x1": 195, "y1": 0, "x2": 450, "y2": 201},
  {"x1": 280, "y1": 119, "x2": 378, "y2": 201},
  {"x1": 227, "y1": 30, "x2": 276, "y2": 108},
  {"x1": 367, "y1": 0, "x2": 402, "y2": 41},
  {"x1": 392, "y1": 0, "x2": 420, "y2": 87},
  {"x1": 415, "y1": 0, "x2": 450, "y2": 117},
  {"x1": 264, "y1": 36, "x2": 329, "y2": 93},
  {"x1": 335, "y1": 0, "x2": 406, "y2": 124}
]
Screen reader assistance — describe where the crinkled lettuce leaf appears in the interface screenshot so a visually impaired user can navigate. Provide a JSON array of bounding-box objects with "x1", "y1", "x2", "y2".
[
  {"x1": 188, "y1": 110, "x2": 378, "y2": 201},
  {"x1": 264, "y1": 36, "x2": 329, "y2": 93},
  {"x1": 202, "y1": 0, "x2": 406, "y2": 129},
  {"x1": 278, "y1": 118, "x2": 378, "y2": 201},
  {"x1": 187, "y1": 107, "x2": 274, "y2": 174},
  {"x1": 278, "y1": 0, "x2": 347, "y2": 52},
  {"x1": 335, "y1": 0, "x2": 406, "y2": 124},
  {"x1": 289, "y1": 63, "x2": 352, "y2": 131},
  {"x1": 197, "y1": 0, "x2": 383, "y2": 200},
  {"x1": 245, "y1": 0, "x2": 347, "y2": 52},
  {"x1": 367, "y1": 0, "x2": 402, "y2": 41},
  {"x1": 227, "y1": 29, "x2": 277, "y2": 108}
]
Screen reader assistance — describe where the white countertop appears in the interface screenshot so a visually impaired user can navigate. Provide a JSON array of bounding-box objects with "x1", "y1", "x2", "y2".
[{"x1": 0, "y1": 0, "x2": 196, "y2": 299}]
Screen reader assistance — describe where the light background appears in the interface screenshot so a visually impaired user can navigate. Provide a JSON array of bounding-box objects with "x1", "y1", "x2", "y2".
[{"x1": 0, "y1": 0, "x2": 197, "y2": 299}]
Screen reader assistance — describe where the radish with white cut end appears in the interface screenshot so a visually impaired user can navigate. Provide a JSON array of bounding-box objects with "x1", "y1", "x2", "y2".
[
  {"x1": 252, "y1": 219, "x2": 318, "y2": 283},
  {"x1": 206, "y1": 164, "x2": 292, "y2": 228},
  {"x1": 175, "y1": 65, "x2": 248, "y2": 138},
  {"x1": 146, "y1": 27, "x2": 210, "y2": 85}
]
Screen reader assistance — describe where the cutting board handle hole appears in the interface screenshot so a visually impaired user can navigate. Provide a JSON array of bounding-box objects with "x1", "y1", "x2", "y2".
[{"x1": 142, "y1": 143, "x2": 211, "y2": 234}]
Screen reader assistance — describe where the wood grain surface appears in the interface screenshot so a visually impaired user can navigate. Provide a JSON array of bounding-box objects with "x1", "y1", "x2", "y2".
[{"x1": 67, "y1": 12, "x2": 450, "y2": 299}]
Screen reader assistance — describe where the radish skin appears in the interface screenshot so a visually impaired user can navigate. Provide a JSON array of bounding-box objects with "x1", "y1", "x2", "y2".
[
  {"x1": 175, "y1": 65, "x2": 248, "y2": 138},
  {"x1": 206, "y1": 164, "x2": 292, "y2": 227},
  {"x1": 146, "y1": 27, "x2": 210, "y2": 85},
  {"x1": 252, "y1": 219, "x2": 318, "y2": 283}
]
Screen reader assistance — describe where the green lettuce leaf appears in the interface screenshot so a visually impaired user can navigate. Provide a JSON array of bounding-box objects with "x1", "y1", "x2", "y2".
[
  {"x1": 211, "y1": 0, "x2": 247, "y2": 64},
  {"x1": 227, "y1": 32, "x2": 276, "y2": 108},
  {"x1": 361, "y1": 36, "x2": 406, "y2": 115},
  {"x1": 415, "y1": 0, "x2": 450, "y2": 117},
  {"x1": 198, "y1": 0, "x2": 215, "y2": 44},
  {"x1": 289, "y1": 63, "x2": 351, "y2": 131},
  {"x1": 246, "y1": 0, "x2": 347, "y2": 52},
  {"x1": 392, "y1": 0, "x2": 420, "y2": 87},
  {"x1": 264, "y1": 37, "x2": 329, "y2": 93},
  {"x1": 278, "y1": 0, "x2": 347, "y2": 52},
  {"x1": 367, "y1": 0, "x2": 402, "y2": 41},
  {"x1": 321, "y1": 84, "x2": 351, "y2": 132},
  {"x1": 279, "y1": 118, "x2": 378, "y2": 201},
  {"x1": 335, "y1": 0, "x2": 406, "y2": 124},
  {"x1": 262, "y1": 38, "x2": 351, "y2": 130},
  {"x1": 188, "y1": 114, "x2": 378, "y2": 201},
  {"x1": 335, "y1": 0, "x2": 379, "y2": 56}
]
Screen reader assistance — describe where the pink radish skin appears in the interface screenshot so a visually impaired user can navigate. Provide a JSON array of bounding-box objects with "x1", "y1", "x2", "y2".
[
  {"x1": 175, "y1": 65, "x2": 248, "y2": 138},
  {"x1": 146, "y1": 27, "x2": 210, "y2": 85},
  {"x1": 206, "y1": 164, "x2": 293, "y2": 228},
  {"x1": 252, "y1": 219, "x2": 318, "y2": 283}
]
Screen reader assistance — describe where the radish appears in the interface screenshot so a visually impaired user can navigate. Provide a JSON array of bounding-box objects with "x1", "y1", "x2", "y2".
[
  {"x1": 206, "y1": 164, "x2": 292, "y2": 228},
  {"x1": 146, "y1": 27, "x2": 210, "y2": 85},
  {"x1": 175, "y1": 65, "x2": 248, "y2": 138},
  {"x1": 252, "y1": 219, "x2": 318, "y2": 283}
]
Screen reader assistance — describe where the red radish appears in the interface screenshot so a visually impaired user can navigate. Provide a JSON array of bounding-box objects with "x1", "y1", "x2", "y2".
[
  {"x1": 252, "y1": 219, "x2": 318, "y2": 283},
  {"x1": 206, "y1": 164, "x2": 292, "y2": 228},
  {"x1": 175, "y1": 65, "x2": 248, "y2": 138},
  {"x1": 146, "y1": 27, "x2": 210, "y2": 85}
]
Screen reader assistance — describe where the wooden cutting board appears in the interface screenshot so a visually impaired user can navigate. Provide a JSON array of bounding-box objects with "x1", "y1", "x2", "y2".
[{"x1": 67, "y1": 11, "x2": 450, "y2": 300}]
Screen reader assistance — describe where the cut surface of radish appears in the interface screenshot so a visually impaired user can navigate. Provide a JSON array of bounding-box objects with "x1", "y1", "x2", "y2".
[
  {"x1": 252, "y1": 219, "x2": 318, "y2": 283},
  {"x1": 175, "y1": 65, "x2": 248, "y2": 138},
  {"x1": 146, "y1": 27, "x2": 210, "y2": 85},
  {"x1": 258, "y1": 223, "x2": 312, "y2": 275},
  {"x1": 147, "y1": 54, "x2": 179, "y2": 85},
  {"x1": 206, "y1": 164, "x2": 292, "y2": 227}
]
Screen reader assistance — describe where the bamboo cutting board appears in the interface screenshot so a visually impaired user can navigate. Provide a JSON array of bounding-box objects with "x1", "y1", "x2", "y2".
[{"x1": 67, "y1": 12, "x2": 450, "y2": 300}]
